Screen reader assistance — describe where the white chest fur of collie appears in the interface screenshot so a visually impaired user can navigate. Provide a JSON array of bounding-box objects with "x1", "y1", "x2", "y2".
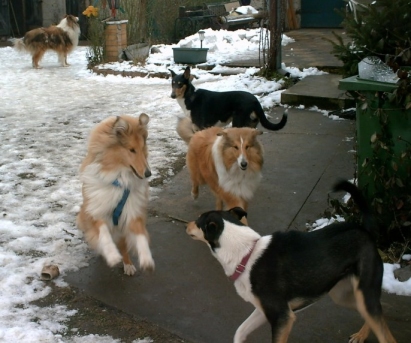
[
  {"x1": 186, "y1": 127, "x2": 264, "y2": 219},
  {"x1": 77, "y1": 113, "x2": 155, "y2": 276},
  {"x1": 13, "y1": 14, "x2": 80, "y2": 69}
]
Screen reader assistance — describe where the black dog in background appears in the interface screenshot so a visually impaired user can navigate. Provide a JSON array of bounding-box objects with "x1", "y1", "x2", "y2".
[{"x1": 170, "y1": 66, "x2": 287, "y2": 142}]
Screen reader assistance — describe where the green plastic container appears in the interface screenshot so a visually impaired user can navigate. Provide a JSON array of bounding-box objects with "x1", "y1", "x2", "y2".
[
  {"x1": 172, "y1": 48, "x2": 208, "y2": 64},
  {"x1": 339, "y1": 76, "x2": 411, "y2": 198}
]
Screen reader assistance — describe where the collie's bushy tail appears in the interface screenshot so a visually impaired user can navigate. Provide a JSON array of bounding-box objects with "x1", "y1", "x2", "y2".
[{"x1": 12, "y1": 38, "x2": 27, "y2": 53}]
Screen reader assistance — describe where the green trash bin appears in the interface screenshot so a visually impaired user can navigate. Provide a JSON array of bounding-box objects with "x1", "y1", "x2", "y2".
[{"x1": 339, "y1": 76, "x2": 411, "y2": 202}]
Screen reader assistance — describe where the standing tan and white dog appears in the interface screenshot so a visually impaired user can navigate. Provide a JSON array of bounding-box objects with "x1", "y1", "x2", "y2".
[
  {"x1": 77, "y1": 114, "x2": 155, "y2": 276},
  {"x1": 185, "y1": 126, "x2": 264, "y2": 221},
  {"x1": 13, "y1": 15, "x2": 80, "y2": 69}
]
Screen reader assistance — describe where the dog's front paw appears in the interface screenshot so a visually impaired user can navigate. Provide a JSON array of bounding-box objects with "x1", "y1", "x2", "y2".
[
  {"x1": 123, "y1": 263, "x2": 137, "y2": 276},
  {"x1": 139, "y1": 255, "x2": 155, "y2": 272},
  {"x1": 349, "y1": 332, "x2": 367, "y2": 343},
  {"x1": 105, "y1": 250, "x2": 122, "y2": 267},
  {"x1": 191, "y1": 188, "x2": 199, "y2": 200}
]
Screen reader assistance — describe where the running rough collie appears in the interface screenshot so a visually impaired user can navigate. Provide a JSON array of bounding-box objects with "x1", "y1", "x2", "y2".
[
  {"x1": 186, "y1": 180, "x2": 396, "y2": 343},
  {"x1": 77, "y1": 114, "x2": 155, "y2": 276},
  {"x1": 186, "y1": 126, "x2": 264, "y2": 221},
  {"x1": 13, "y1": 15, "x2": 80, "y2": 69}
]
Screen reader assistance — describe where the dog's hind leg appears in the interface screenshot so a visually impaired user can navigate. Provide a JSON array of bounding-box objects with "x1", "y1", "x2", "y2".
[
  {"x1": 118, "y1": 237, "x2": 137, "y2": 276},
  {"x1": 259, "y1": 299, "x2": 296, "y2": 343},
  {"x1": 234, "y1": 308, "x2": 266, "y2": 343},
  {"x1": 32, "y1": 50, "x2": 45, "y2": 69},
  {"x1": 351, "y1": 278, "x2": 396, "y2": 343},
  {"x1": 215, "y1": 196, "x2": 223, "y2": 210},
  {"x1": 349, "y1": 323, "x2": 371, "y2": 343},
  {"x1": 269, "y1": 309, "x2": 296, "y2": 343},
  {"x1": 191, "y1": 183, "x2": 199, "y2": 200},
  {"x1": 329, "y1": 278, "x2": 370, "y2": 342}
]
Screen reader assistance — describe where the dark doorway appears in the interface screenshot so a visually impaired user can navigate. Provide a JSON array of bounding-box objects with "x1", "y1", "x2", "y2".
[{"x1": 301, "y1": 0, "x2": 345, "y2": 28}]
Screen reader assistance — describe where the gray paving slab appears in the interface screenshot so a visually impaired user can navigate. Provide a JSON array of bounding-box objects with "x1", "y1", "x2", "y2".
[
  {"x1": 281, "y1": 74, "x2": 356, "y2": 110},
  {"x1": 64, "y1": 108, "x2": 411, "y2": 343}
]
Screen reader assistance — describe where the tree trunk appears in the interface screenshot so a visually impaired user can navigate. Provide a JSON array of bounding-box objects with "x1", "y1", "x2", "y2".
[{"x1": 267, "y1": 0, "x2": 285, "y2": 71}]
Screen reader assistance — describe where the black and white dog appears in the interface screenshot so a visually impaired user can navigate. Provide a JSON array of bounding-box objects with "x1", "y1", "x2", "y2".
[
  {"x1": 169, "y1": 66, "x2": 287, "y2": 140},
  {"x1": 186, "y1": 180, "x2": 396, "y2": 343}
]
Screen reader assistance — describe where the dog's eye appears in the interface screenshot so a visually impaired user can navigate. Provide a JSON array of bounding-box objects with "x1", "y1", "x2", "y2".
[
  {"x1": 233, "y1": 146, "x2": 239, "y2": 150},
  {"x1": 130, "y1": 148, "x2": 136, "y2": 153}
]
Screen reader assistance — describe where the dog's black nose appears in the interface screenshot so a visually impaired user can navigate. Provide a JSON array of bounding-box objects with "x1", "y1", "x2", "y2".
[
  {"x1": 170, "y1": 93, "x2": 176, "y2": 99},
  {"x1": 240, "y1": 161, "x2": 248, "y2": 169},
  {"x1": 145, "y1": 169, "x2": 152, "y2": 178}
]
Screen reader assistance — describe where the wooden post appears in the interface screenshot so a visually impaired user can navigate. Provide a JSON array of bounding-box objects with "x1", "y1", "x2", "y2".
[{"x1": 104, "y1": 20, "x2": 128, "y2": 62}]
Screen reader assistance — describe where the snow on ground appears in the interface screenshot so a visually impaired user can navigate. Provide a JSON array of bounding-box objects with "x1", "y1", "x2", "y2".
[{"x1": 0, "y1": 28, "x2": 409, "y2": 342}]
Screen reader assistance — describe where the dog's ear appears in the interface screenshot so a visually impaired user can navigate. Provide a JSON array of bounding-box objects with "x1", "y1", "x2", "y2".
[
  {"x1": 183, "y1": 66, "x2": 191, "y2": 80},
  {"x1": 169, "y1": 69, "x2": 176, "y2": 77},
  {"x1": 228, "y1": 207, "x2": 248, "y2": 221},
  {"x1": 203, "y1": 221, "x2": 221, "y2": 250},
  {"x1": 113, "y1": 116, "x2": 129, "y2": 144},
  {"x1": 138, "y1": 113, "x2": 150, "y2": 127}
]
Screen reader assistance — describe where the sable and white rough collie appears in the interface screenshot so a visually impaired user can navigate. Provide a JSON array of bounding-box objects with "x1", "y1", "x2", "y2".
[
  {"x1": 186, "y1": 126, "x2": 264, "y2": 220},
  {"x1": 13, "y1": 15, "x2": 80, "y2": 69},
  {"x1": 77, "y1": 114, "x2": 155, "y2": 276}
]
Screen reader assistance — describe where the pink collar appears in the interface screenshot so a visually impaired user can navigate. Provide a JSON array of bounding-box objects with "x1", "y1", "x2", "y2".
[{"x1": 229, "y1": 240, "x2": 258, "y2": 281}]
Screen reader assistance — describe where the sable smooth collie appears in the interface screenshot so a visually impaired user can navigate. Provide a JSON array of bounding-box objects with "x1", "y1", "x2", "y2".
[
  {"x1": 186, "y1": 181, "x2": 396, "y2": 343},
  {"x1": 186, "y1": 126, "x2": 263, "y2": 217},
  {"x1": 13, "y1": 15, "x2": 80, "y2": 69},
  {"x1": 170, "y1": 66, "x2": 288, "y2": 137},
  {"x1": 77, "y1": 114, "x2": 155, "y2": 276}
]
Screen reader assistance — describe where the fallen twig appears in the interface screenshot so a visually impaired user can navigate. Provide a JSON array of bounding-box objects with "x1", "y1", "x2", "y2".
[{"x1": 168, "y1": 215, "x2": 189, "y2": 224}]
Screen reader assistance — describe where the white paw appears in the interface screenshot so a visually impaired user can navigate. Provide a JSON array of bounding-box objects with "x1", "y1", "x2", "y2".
[
  {"x1": 191, "y1": 191, "x2": 198, "y2": 200},
  {"x1": 139, "y1": 255, "x2": 155, "y2": 271},
  {"x1": 123, "y1": 263, "x2": 137, "y2": 276},
  {"x1": 104, "y1": 249, "x2": 122, "y2": 267},
  {"x1": 136, "y1": 234, "x2": 155, "y2": 272}
]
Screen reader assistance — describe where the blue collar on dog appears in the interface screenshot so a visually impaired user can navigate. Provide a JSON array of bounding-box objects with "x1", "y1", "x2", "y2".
[{"x1": 112, "y1": 179, "x2": 130, "y2": 226}]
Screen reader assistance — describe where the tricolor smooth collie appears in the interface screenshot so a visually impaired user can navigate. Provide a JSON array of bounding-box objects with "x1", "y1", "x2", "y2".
[
  {"x1": 186, "y1": 126, "x2": 264, "y2": 223},
  {"x1": 186, "y1": 180, "x2": 396, "y2": 343},
  {"x1": 77, "y1": 114, "x2": 155, "y2": 276},
  {"x1": 13, "y1": 15, "x2": 80, "y2": 69},
  {"x1": 169, "y1": 66, "x2": 288, "y2": 142}
]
